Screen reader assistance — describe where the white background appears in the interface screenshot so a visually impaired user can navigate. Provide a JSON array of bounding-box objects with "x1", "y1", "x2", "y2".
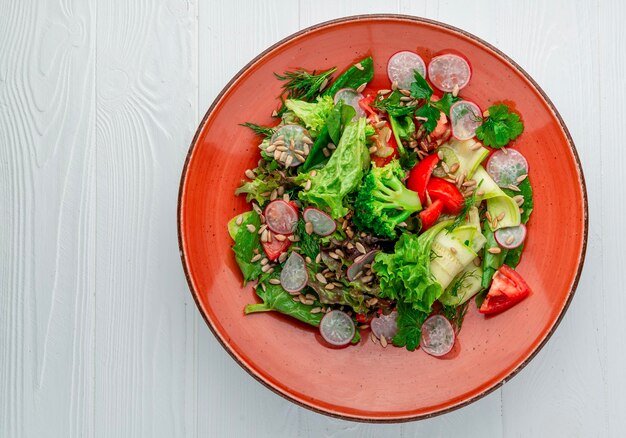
[{"x1": 1, "y1": 1, "x2": 624, "y2": 437}]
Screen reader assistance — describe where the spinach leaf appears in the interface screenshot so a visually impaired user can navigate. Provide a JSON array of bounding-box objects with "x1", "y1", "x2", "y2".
[
  {"x1": 297, "y1": 118, "x2": 370, "y2": 218},
  {"x1": 325, "y1": 57, "x2": 374, "y2": 97},
  {"x1": 232, "y1": 212, "x2": 263, "y2": 284},
  {"x1": 245, "y1": 281, "x2": 324, "y2": 327},
  {"x1": 300, "y1": 125, "x2": 331, "y2": 172},
  {"x1": 481, "y1": 221, "x2": 508, "y2": 289},
  {"x1": 326, "y1": 100, "x2": 356, "y2": 145},
  {"x1": 503, "y1": 177, "x2": 533, "y2": 224},
  {"x1": 504, "y1": 243, "x2": 524, "y2": 268}
]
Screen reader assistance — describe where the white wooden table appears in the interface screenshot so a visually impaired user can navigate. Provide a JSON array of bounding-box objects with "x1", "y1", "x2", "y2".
[{"x1": 1, "y1": 1, "x2": 624, "y2": 436}]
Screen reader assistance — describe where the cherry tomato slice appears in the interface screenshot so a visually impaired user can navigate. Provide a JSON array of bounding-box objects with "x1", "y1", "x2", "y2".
[{"x1": 479, "y1": 265, "x2": 531, "y2": 315}]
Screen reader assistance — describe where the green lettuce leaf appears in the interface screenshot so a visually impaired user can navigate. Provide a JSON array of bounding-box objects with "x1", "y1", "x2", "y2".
[
  {"x1": 232, "y1": 212, "x2": 263, "y2": 284},
  {"x1": 285, "y1": 95, "x2": 334, "y2": 137}
]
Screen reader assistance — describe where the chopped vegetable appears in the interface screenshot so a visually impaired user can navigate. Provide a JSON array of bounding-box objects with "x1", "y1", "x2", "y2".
[
  {"x1": 353, "y1": 160, "x2": 422, "y2": 238},
  {"x1": 495, "y1": 224, "x2": 527, "y2": 249},
  {"x1": 420, "y1": 314, "x2": 455, "y2": 356},
  {"x1": 319, "y1": 310, "x2": 356, "y2": 346},
  {"x1": 427, "y1": 53, "x2": 472, "y2": 92},
  {"x1": 387, "y1": 51, "x2": 427, "y2": 89},
  {"x1": 370, "y1": 310, "x2": 398, "y2": 340},
  {"x1": 479, "y1": 265, "x2": 531, "y2": 314},
  {"x1": 407, "y1": 152, "x2": 439, "y2": 204},
  {"x1": 426, "y1": 177, "x2": 464, "y2": 215},
  {"x1": 264, "y1": 199, "x2": 298, "y2": 234},
  {"x1": 280, "y1": 252, "x2": 308, "y2": 293},
  {"x1": 303, "y1": 207, "x2": 336, "y2": 236},
  {"x1": 486, "y1": 148, "x2": 529, "y2": 188},
  {"x1": 450, "y1": 100, "x2": 482, "y2": 140}
]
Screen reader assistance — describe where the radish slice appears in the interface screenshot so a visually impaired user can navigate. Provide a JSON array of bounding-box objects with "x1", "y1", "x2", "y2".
[
  {"x1": 280, "y1": 252, "x2": 308, "y2": 293},
  {"x1": 264, "y1": 200, "x2": 298, "y2": 235},
  {"x1": 450, "y1": 100, "x2": 482, "y2": 140},
  {"x1": 320, "y1": 310, "x2": 355, "y2": 346},
  {"x1": 333, "y1": 88, "x2": 366, "y2": 121},
  {"x1": 387, "y1": 51, "x2": 427, "y2": 90},
  {"x1": 370, "y1": 311, "x2": 398, "y2": 340},
  {"x1": 420, "y1": 314, "x2": 455, "y2": 357},
  {"x1": 428, "y1": 54, "x2": 472, "y2": 92},
  {"x1": 495, "y1": 224, "x2": 527, "y2": 249},
  {"x1": 486, "y1": 149, "x2": 529, "y2": 188},
  {"x1": 347, "y1": 250, "x2": 379, "y2": 282},
  {"x1": 270, "y1": 124, "x2": 312, "y2": 167},
  {"x1": 303, "y1": 207, "x2": 336, "y2": 236}
]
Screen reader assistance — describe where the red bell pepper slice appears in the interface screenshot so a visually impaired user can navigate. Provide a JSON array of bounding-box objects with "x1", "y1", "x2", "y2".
[
  {"x1": 407, "y1": 153, "x2": 439, "y2": 204},
  {"x1": 426, "y1": 177, "x2": 464, "y2": 215},
  {"x1": 419, "y1": 199, "x2": 444, "y2": 231},
  {"x1": 358, "y1": 94, "x2": 377, "y2": 117}
]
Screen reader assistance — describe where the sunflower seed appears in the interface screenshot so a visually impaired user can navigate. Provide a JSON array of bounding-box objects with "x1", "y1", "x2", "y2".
[
  {"x1": 270, "y1": 189, "x2": 278, "y2": 201},
  {"x1": 519, "y1": 208, "x2": 524, "y2": 214},
  {"x1": 251, "y1": 254, "x2": 262, "y2": 263},
  {"x1": 310, "y1": 170, "x2": 317, "y2": 177},
  {"x1": 303, "y1": 144, "x2": 310, "y2": 155},
  {"x1": 310, "y1": 307, "x2": 322, "y2": 314},
  {"x1": 260, "y1": 191, "x2": 271, "y2": 197},
  {"x1": 516, "y1": 174, "x2": 528, "y2": 183},
  {"x1": 398, "y1": 221, "x2": 407, "y2": 227},
  {"x1": 375, "y1": 120, "x2": 387, "y2": 129},
  {"x1": 441, "y1": 161, "x2": 450, "y2": 173},
  {"x1": 235, "y1": 215, "x2": 244, "y2": 226},
  {"x1": 450, "y1": 247, "x2": 457, "y2": 255},
  {"x1": 283, "y1": 193, "x2": 290, "y2": 202},
  {"x1": 245, "y1": 169, "x2": 255, "y2": 179},
  {"x1": 288, "y1": 234, "x2": 298, "y2": 242},
  {"x1": 416, "y1": 116, "x2": 429, "y2": 122},
  {"x1": 260, "y1": 257, "x2": 269, "y2": 266},
  {"x1": 284, "y1": 155, "x2": 294, "y2": 167},
  {"x1": 257, "y1": 224, "x2": 267, "y2": 234},
  {"x1": 471, "y1": 142, "x2": 483, "y2": 151},
  {"x1": 277, "y1": 186, "x2": 285, "y2": 196},
  {"x1": 463, "y1": 179, "x2": 477, "y2": 187},
  {"x1": 473, "y1": 257, "x2": 482, "y2": 267},
  {"x1": 369, "y1": 146, "x2": 378, "y2": 154},
  {"x1": 497, "y1": 212, "x2": 505, "y2": 221},
  {"x1": 513, "y1": 195, "x2": 524, "y2": 206},
  {"x1": 437, "y1": 150, "x2": 444, "y2": 160},
  {"x1": 275, "y1": 234, "x2": 286, "y2": 241},
  {"x1": 269, "y1": 278, "x2": 281, "y2": 285},
  {"x1": 377, "y1": 89, "x2": 392, "y2": 95},
  {"x1": 452, "y1": 83, "x2": 460, "y2": 97},
  {"x1": 324, "y1": 283, "x2": 335, "y2": 290},
  {"x1": 380, "y1": 336, "x2": 388, "y2": 348},
  {"x1": 305, "y1": 221, "x2": 314, "y2": 235},
  {"x1": 315, "y1": 273, "x2": 327, "y2": 284},
  {"x1": 482, "y1": 109, "x2": 490, "y2": 118},
  {"x1": 261, "y1": 229, "x2": 268, "y2": 242},
  {"x1": 485, "y1": 211, "x2": 493, "y2": 222},
  {"x1": 276, "y1": 145, "x2": 288, "y2": 152},
  {"x1": 261, "y1": 264, "x2": 271, "y2": 272},
  {"x1": 278, "y1": 252, "x2": 288, "y2": 263},
  {"x1": 246, "y1": 224, "x2": 256, "y2": 233},
  {"x1": 505, "y1": 235, "x2": 515, "y2": 245},
  {"x1": 370, "y1": 333, "x2": 378, "y2": 344},
  {"x1": 271, "y1": 110, "x2": 278, "y2": 117},
  {"x1": 279, "y1": 151, "x2": 288, "y2": 162},
  {"x1": 335, "y1": 249, "x2": 345, "y2": 258},
  {"x1": 491, "y1": 218, "x2": 499, "y2": 229},
  {"x1": 487, "y1": 247, "x2": 502, "y2": 254},
  {"x1": 507, "y1": 184, "x2": 521, "y2": 192},
  {"x1": 345, "y1": 228, "x2": 354, "y2": 239},
  {"x1": 391, "y1": 80, "x2": 398, "y2": 90},
  {"x1": 322, "y1": 148, "x2": 330, "y2": 157},
  {"x1": 329, "y1": 252, "x2": 340, "y2": 260},
  {"x1": 400, "y1": 96, "x2": 413, "y2": 102},
  {"x1": 315, "y1": 253, "x2": 321, "y2": 264},
  {"x1": 449, "y1": 163, "x2": 460, "y2": 174},
  {"x1": 355, "y1": 242, "x2": 366, "y2": 254},
  {"x1": 502, "y1": 147, "x2": 508, "y2": 155},
  {"x1": 304, "y1": 180, "x2": 312, "y2": 191},
  {"x1": 355, "y1": 62, "x2": 364, "y2": 71},
  {"x1": 292, "y1": 296, "x2": 300, "y2": 302},
  {"x1": 327, "y1": 142, "x2": 336, "y2": 150},
  {"x1": 273, "y1": 150, "x2": 281, "y2": 160},
  {"x1": 477, "y1": 190, "x2": 485, "y2": 197},
  {"x1": 361, "y1": 275, "x2": 373, "y2": 283},
  {"x1": 356, "y1": 83, "x2": 367, "y2": 93}
]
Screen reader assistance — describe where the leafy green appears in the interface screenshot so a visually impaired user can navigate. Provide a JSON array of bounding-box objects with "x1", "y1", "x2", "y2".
[
  {"x1": 326, "y1": 100, "x2": 356, "y2": 145},
  {"x1": 447, "y1": 181, "x2": 483, "y2": 232},
  {"x1": 504, "y1": 243, "x2": 524, "y2": 268},
  {"x1": 374, "y1": 221, "x2": 451, "y2": 313},
  {"x1": 295, "y1": 219, "x2": 320, "y2": 261},
  {"x1": 300, "y1": 125, "x2": 331, "y2": 172},
  {"x1": 388, "y1": 115, "x2": 417, "y2": 170},
  {"x1": 409, "y1": 71, "x2": 433, "y2": 100},
  {"x1": 245, "y1": 280, "x2": 324, "y2": 326},
  {"x1": 431, "y1": 93, "x2": 461, "y2": 117},
  {"x1": 414, "y1": 103, "x2": 440, "y2": 133},
  {"x1": 481, "y1": 221, "x2": 508, "y2": 289},
  {"x1": 392, "y1": 301, "x2": 429, "y2": 351},
  {"x1": 324, "y1": 57, "x2": 374, "y2": 97},
  {"x1": 307, "y1": 275, "x2": 368, "y2": 314},
  {"x1": 372, "y1": 90, "x2": 416, "y2": 117},
  {"x1": 442, "y1": 301, "x2": 470, "y2": 333},
  {"x1": 503, "y1": 177, "x2": 533, "y2": 224},
  {"x1": 240, "y1": 122, "x2": 275, "y2": 138},
  {"x1": 475, "y1": 104, "x2": 524, "y2": 148},
  {"x1": 353, "y1": 160, "x2": 422, "y2": 239},
  {"x1": 391, "y1": 114, "x2": 415, "y2": 141},
  {"x1": 235, "y1": 173, "x2": 280, "y2": 205},
  {"x1": 275, "y1": 67, "x2": 336, "y2": 115},
  {"x1": 232, "y1": 212, "x2": 263, "y2": 284},
  {"x1": 285, "y1": 95, "x2": 334, "y2": 138},
  {"x1": 297, "y1": 118, "x2": 370, "y2": 218}
]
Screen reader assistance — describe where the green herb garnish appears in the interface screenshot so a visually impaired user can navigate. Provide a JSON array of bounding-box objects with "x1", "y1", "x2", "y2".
[
  {"x1": 442, "y1": 301, "x2": 470, "y2": 333},
  {"x1": 240, "y1": 122, "x2": 275, "y2": 138},
  {"x1": 475, "y1": 104, "x2": 524, "y2": 148},
  {"x1": 275, "y1": 67, "x2": 336, "y2": 115}
]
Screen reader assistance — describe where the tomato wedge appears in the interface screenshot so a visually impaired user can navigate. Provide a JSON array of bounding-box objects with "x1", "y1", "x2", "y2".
[
  {"x1": 261, "y1": 237, "x2": 291, "y2": 261},
  {"x1": 479, "y1": 265, "x2": 531, "y2": 315},
  {"x1": 426, "y1": 177, "x2": 464, "y2": 214},
  {"x1": 407, "y1": 153, "x2": 439, "y2": 204},
  {"x1": 358, "y1": 94, "x2": 377, "y2": 117},
  {"x1": 419, "y1": 199, "x2": 444, "y2": 230}
]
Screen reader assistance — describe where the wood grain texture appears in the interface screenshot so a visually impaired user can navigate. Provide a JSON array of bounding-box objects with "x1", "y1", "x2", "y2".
[{"x1": 0, "y1": 0, "x2": 621, "y2": 436}]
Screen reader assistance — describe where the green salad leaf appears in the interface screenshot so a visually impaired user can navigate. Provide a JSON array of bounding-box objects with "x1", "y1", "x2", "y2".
[
  {"x1": 373, "y1": 221, "x2": 451, "y2": 313},
  {"x1": 285, "y1": 95, "x2": 334, "y2": 138},
  {"x1": 245, "y1": 280, "x2": 324, "y2": 326},
  {"x1": 409, "y1": 71, "x2": 433, "y2": 100},
  {"x1": 232, "y1": 212, "x2": 264, "y2": 284},
  {"x1": 503, "y1": 177, "x2": 533, "y2": 224},
  {"x1": 392, "y1": 301, "x2": 429, "y2": 351},
  {"x1": 475, "y1": 104, "x2": 524, "y2": 148},
  {"x1": 235, "y1": 173, "x2": 280, "y2": 205},
  {"x1": 326, "y1": 100, "x2": 356, "y2": 145},
  {"x1": 481, "y1": 221, "x2": 508, "y2": 289},
  {"x1": 324, "y1": 57, "x2": 374, "y2": 97},
  {"x1": 297, "y1": 118, "x2": 370, "y2": 218}
]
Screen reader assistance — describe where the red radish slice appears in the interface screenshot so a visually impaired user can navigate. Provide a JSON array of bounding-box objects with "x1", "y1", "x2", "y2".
[
  {"x1": 333, "y1": 88, "x2": 366, "y2": 121},
  {"x1": 387, "y1": 51, "x2": 427, "y2": 89},
  {"x1": 280, "y1": 252, "x2": 308, "y2": 293},
  {"x1": 450, "y1": 100, "x2": 482, "y2": 140},
  {"x1": 303, "y1": 208, "x2": 336, "y2": 236},
  {"x1": 320, "y1": 310, "x2": 355, "y2": 346},
  {"x1": 347, "y1": 250, "x2": 379, "y2": 282},
  {"x1": 495, "y1": 224, "x2": 527, "y2": 249},
  {"x1": 420, "y1": 314, "x2": 455, "y2": 357},
  {"x1": 486, "y1": 149, "x2": 529, "y2": 188},
  {"x1": 428, "y1": 54, "x2": 471, "y2": 92},
  {"x1": 264, "y1": 200, "x2": 298, "y2": 235},
  {"x1": 370, "y1": 311, "x2": 398, "y2": 340},
  {"x1": 270, "y1": 124, "x2": 312, "y2": 167}
]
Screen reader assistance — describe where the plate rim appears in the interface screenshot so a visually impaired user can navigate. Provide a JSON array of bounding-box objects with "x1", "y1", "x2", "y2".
[{"x1": 177, "y1": 13, "x2": 589, "y2": 423}]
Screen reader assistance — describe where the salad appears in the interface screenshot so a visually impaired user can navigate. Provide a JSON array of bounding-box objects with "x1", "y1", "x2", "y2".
[{"x1": 228, "y1": 52, "x2": 533, "y2": 355}]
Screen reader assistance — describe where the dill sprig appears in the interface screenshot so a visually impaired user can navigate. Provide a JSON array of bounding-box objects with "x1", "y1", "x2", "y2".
[
  {"x1": 442, "y1": 301, "x2": 470, "y2": 333},
  {"x1": 240, "y1": 122, "x2": 275, "y2": 139},
  {"x1": 274, "y1": 67, "x2": 336, "y2": 115}
]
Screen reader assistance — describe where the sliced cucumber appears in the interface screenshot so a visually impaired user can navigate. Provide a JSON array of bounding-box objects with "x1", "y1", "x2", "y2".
[
  {"x1": 472, "y1": 166, "x2": 521, "y2": 231},
  {"x1": 438, "y1": 138, "x2": 489, "y2": 179},
  {"x1": 439, "y1": 264, "x2": 484, "y2": 306},
  {"x1": 430, "y1": 231, "x2": 477, "y2": 289},
  {"x1": 451, "y1": 225, "x2": 486, "y2": 253}
]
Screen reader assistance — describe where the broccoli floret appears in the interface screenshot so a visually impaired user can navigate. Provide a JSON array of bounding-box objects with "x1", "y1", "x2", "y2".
[{"x1": 353, "y1": 160, "x2": 422, "y2": 238}]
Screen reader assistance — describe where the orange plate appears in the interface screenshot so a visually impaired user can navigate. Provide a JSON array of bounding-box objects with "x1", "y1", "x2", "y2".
[{"x1": 178, "y1": 15, "x2": 587, "y2": 422}]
